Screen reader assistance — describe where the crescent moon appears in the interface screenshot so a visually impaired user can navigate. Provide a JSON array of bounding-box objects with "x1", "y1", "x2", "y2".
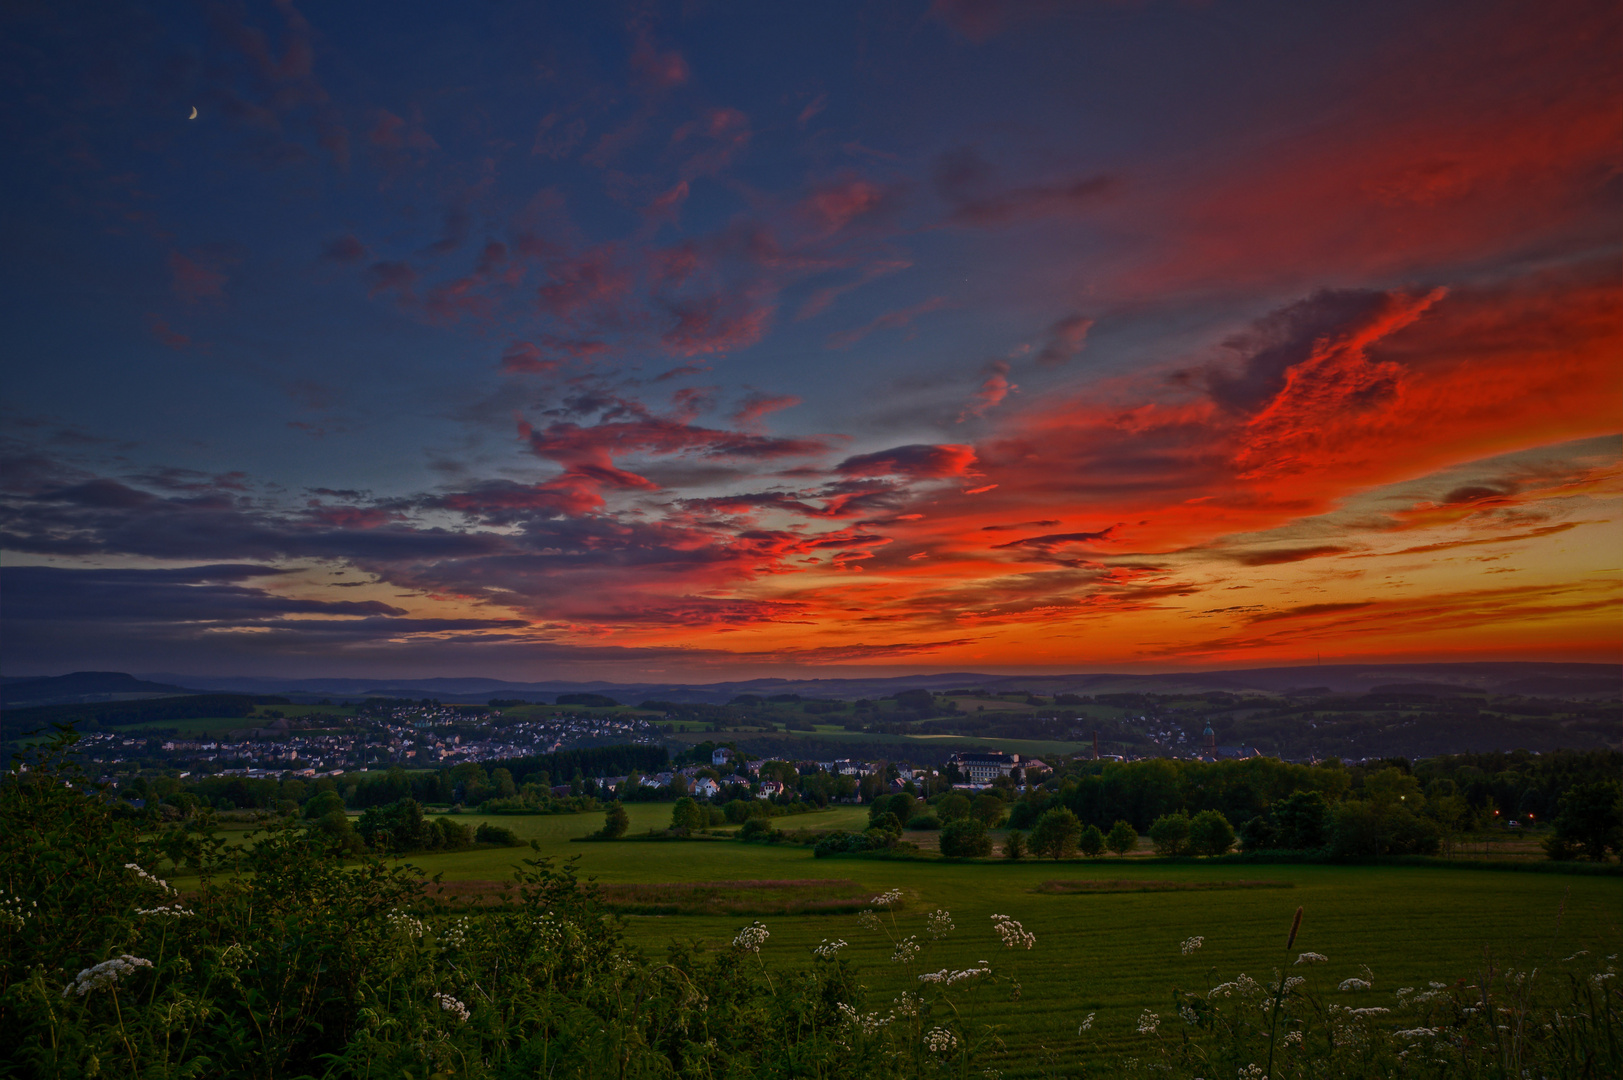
[{"x1": 188, "y1": 106, "x2": 198, "y2": 120}]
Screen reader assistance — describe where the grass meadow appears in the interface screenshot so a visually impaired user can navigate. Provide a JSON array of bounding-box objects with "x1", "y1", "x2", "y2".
[{"x1": 375, "y1": 803, "x2": 1622, "y2": 1070}]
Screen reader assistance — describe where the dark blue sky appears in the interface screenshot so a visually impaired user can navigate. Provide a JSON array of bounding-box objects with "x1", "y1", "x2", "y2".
[{"x1": 3, "y1": 0, "x2": 1618, "y2": 680}]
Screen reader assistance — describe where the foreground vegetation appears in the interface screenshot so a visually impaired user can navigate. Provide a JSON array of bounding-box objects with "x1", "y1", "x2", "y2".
[{"x1": 4, "y1": 733, "x2": 1620, "y2": 1078}]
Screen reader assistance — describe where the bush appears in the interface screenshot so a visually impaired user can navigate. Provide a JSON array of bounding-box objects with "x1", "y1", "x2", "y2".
[
  {"x1": 1105, "y1": 819, "x2": 1138, "y2": 856},
  {"x1": 939, "y1": 817, "x2": 992, "y2": 858},
  {"x1": 906, "y1": 813, "x2": 942, "y2": 830},
  {"x1": 812, "y1": 830, "x2": 872, "y2": 857},
  {"x1": 1187, "y1": 810, "x2": 1235, "y2": 856},
  {"x1": 971, "y1": 792, "x2": 1008, "y2": 829},
  {"x1": 935, "y1": 791, "x2": 972, "y2": 822},
  {"x1": 1002, "y1": 830, "x2": 1026, "y2": 860},
  {"x1": 1077, "y1": 823, "x2": 1105, "y2": 857},
  {"x1": 1148, "y1": 810, "x2": 1192, "y2": 856},
  {"x1": 304, "y1": 789, "x2": 346, "y2": 818},
  {"x1": 1029, "y1": 808, "x2": 1082, "y2": 860},
  {"x1": 737, "y1": 817, "x2": 776, "y2": 842},
  {"x1": 474, "y1": 822, "x2": 521, "y2": 846},
  {"x1": 1550, "y1": 780, "x2": 1623, "y2": 861},
  {"x1": 596, "y1": 802, "x2": 629, "y2": 839}
]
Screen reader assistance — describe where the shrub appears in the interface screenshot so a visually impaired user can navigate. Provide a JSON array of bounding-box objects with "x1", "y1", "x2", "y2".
[
  {"x1": 1077, "y1": 823, "x2": 1105, "y2": 857},
  {"x1": 597, "y1": 802, "x2": 629, "y2": 839},
  {"x1": 1550, "y1": 780, "x2": 1623, "y2": 861},
  {"x1": 1187, "y1": 809, "x2": 1234, "y2": 856},
  {"x1": 1002, "y1": 829, "x2": 1026, "y2": 860},
  {"x1": 812, "y1": 830, "x2": 871, "y2": 857},
  {"x1": 1105, "y1": 819, "x2": 1138, "y2": 856},
  {"x1": 1029, "y1": 808, "x2": 1082, "y2": 860},
  {"x1": 474, "y1": 822, "x2": 520, "y2": 846},
  {"x1": 939, "y1": 817, "x2": 992, "y2": 858},
  {"x1": 971, "y1": 792, "x2": 1008, "y2": 829},
  {"x1": 1148, "y1": 810, "x2": 1192, "y2": 856},
  {"x1": 304, "y1": 789, "x2": 346, "y2": 818},
  {"x1": 737, "y1": 817, "x2": 776, "y2": 842},
  {"x1": 906, "y1": 813, "x2": 942, "y2": 830},
  {"x1": 872, "y1": 811, "x2": 903, "y2": 836},
  {"x1": 935, "y1": 791, "x2": 972, "y2": 822}
]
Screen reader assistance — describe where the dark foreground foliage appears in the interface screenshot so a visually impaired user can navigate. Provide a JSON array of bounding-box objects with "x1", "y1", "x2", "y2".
[{"x1": 3, "y1": 730, "x2": 1618, "y2": 1079}]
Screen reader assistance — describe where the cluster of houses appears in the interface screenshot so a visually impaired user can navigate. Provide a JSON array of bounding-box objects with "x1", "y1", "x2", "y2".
[{"x1": 565, "y1": 748, "x2": 1058, "y2": 803}]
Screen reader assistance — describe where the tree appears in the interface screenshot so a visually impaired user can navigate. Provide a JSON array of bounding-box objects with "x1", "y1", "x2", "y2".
[
  {"x1": 1549, "y1": 781, "x2": 1622, "y2": 861},
  {"x1": 1002, "y1": 830, "x2": 1027, "y2": 860},
  {"x1": 1077, "y1": 823, "x2": 1105, "y2": 857},
  {"x1": 670, "y1": 797, "x2": 702, "y2": 834},
  {"x1": 1271, "y1": 790, "x2": 1331, "y2": 850},
  {"x1": 1187, "y1": 810, "x2": 1235, "y2": 856},
  {"x1": 939, "y1": 817, "x2": 992, "y2": 858},
  {"x1": 1105, "y1": 820, "x2": 1138, "y2": 857},
  {"x1": 1029, "y1": 808, "x2": 1082, "y2": 860},
  {"x1": 972, "y1": 792, "x2": 1008, "y2": 829},
  {"x1": 1147, "y1": 810, "x2": 1192, "y2": 856},
  {"x1": 936, "y1": 791, "x2": 972, "y2": 822},
  {"x1": 303, "y1": 790, "x2": 345, "y2": 818},
  {"x1": 599, "y1": 802, "x2": 629, "y2": 839}
]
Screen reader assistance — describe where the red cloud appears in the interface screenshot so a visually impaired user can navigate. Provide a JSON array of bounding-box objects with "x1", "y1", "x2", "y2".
[{"x1": 836, "y1": 444, "x2": 978, "y2": 479}]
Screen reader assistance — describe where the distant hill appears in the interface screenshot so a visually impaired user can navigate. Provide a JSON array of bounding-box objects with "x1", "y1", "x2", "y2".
[
  {"x1": 134, "y1": 661, "x2": 1620, "y2": 706},
  {"x1": 1, "y1": 671, "x2": 196, "y2": 708}
]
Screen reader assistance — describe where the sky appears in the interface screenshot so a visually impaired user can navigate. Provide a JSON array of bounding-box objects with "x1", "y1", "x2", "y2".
[{"x1": 1, "y1": 0, "x2": 1619, "y2": 682}]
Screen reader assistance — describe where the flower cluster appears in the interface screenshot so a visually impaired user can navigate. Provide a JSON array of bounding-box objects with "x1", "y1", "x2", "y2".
[
  {"x1": 1209, "y1": 973, "x2": 1264, "y2": 1000},
  {"x1": 125, "y1": 863, "x2": 175, "y2": 895},
  {"x1": 440, "y1": 917, "x2": 471, "y2": 950},
  {"x1": 918, "y1": 961, "x2": 991, "y2": 986},
  {"x1": 1077, "y1": 1012, "x2": 1095, "y2": 1033},
  {"x1": 1136, "y1": 1009, "x2": 1160, "y2": 1035},
  {"x1": 1338, "y1": 978, "x2": 1373, "y2": 992},
  {"x1": 856, "y1": 909, "x2": 884, "y2": 932},
  {"x1": 891, "y1": 991, "x2": 922, "y2": 1018},
  {"x1": 0, "y1": 892, "x2": 36, "y2": 931},
  {"x1": 890, "y1": 935, "x2": 921, "y2": 965},
  {"x1": 836, "y1": 1002, "x2": 893, "y2": 1036},
  {"x1": 64, "y1": 954, "x2": 152, "y2": 997},
  {"x1": 386, "y1": 909, "x2": 425, "y2": 939},
  {"x1": 871, "y1": 889, "x2": 904, "y2": 908},
  {"x1": 991, "y1": 914, "x2": 1035, "y2": 950},
  {"x1": 733, "y1": 921, "x2": 770, "y2": 954},
  {"x1": 1294, "y1": 951, "x2": 1329, "y2": 965},
  {"x1": 924, "y1": 1026, "x2": 958, "y2": 1053},
  {"x1": 136, "y1": 904, "x2": 195, "y2": 918},
  {"x1": 431, "y1": 992, "x2": 470, "y2": 1022},
  {"x1": 924, "y1": 908, "x2": 955, "y2": 939},
  {"x1": 1180, "y1": 935, "x2": 1204, "y2": 955},
  {"x1": 811, "y1": 938, "x2": 847, "y2": 959}
]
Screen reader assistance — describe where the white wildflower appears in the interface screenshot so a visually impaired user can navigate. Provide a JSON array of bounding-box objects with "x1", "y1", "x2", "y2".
[
  {"x1": 1395, "y1": 1027, "x2": 1438, "y2": 1038},
  {"x1": 1591, "y1": 972, "x2": 1615, "y2": 986},
  {"x1": 856, "y1": 909, "x2": 883, "y2": 932},
  {"x1": 812, "y1": 938, "x2": 847, "y2": 959},
  {"x1": 926, "y1": 908, "x2": 955, "y2": 939},
  {"x1": 1137, "y1": 1009, "x2": 1160, "y2": 1035},
  {"x1": 386, "y1": 909, "x2": 425, "y2": 939},
  {"x1": 1338, "y1": 978, "x2": 1372, "y2": 992},
  {"x1": 1181, "y1": 935, "x2": 1204, "y2": 955},
  {"x1": 872, "y1": 889, "x2": 904, "y2": 908},
  {"x1": 991, "y1": 914, "x2": 1035, "y2": 950},
  {"x1": 1283, "y1": 1030, "x2": 1303, "y2": 1045},
  {"x1": 125, "y1": 863, "x2": 176, "y2": 895},
  {"x1": 64, "y1": 954, "x2": 152, "y2": 997},
  {"x1": 925, "y1": 1026, "x2": 958, "y2": 1053},
  {"x1": 135, "y1": 904, "x2": 195, "y2": 918},
  {"x1": 0, "y1": 893, "x2": 38, "y2": 931},
  {"x1": 1283, "y1": 976, "x2": 1305, "y2": 992},
  {"x1": 891, "y1": 935, "x2": 921, "y2": 964},
  {"x1": 919, "y1": 961, "x2": 991, "y2": 986},
  {"x1": 733, "y1": 921, "x2": 770, "y2": 954},
  {"x1": 1294, "y1": 951, "x2": 1328, "y2": 965},
  {"x1": 431, "y1": 992, "x2": 470, "y2": 1022},
  {"x1": 1078, "y1": 1011, "x2": 1095, "y2": 1033},
  {"x1": 892, "y1": 991, "x2": 922, "y2": 1018},
  {"x1": 1238, "y1": 1066, "x2": 1266, "y2": 1080}
]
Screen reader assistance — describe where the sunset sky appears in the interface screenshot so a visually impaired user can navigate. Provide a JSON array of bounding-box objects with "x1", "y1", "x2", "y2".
[{"x1": 2, "y1": 0, "x2": 1619, "y2": 681}]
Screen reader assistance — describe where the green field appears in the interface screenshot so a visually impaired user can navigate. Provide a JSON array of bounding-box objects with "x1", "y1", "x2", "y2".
[{"x1": 377, "y1": 803, "x2": 1622, "y2": 1069}]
